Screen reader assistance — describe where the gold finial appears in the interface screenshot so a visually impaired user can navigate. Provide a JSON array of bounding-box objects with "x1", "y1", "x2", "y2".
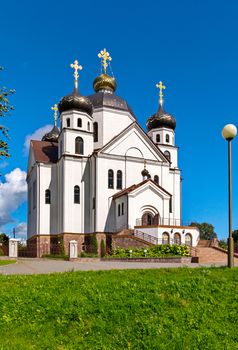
[
  {"x1": 98, "y1": 48, "x2": 112, "y2": 74},
  {"x1": 51, "y1": 104, "x2": 58, "y2": 126},
  {"x1": 156, "y1": 81, "x2": 166, "y2": 105},
  {"x1": 70, "y1": 59, "x2": 83, "y2": 89}
]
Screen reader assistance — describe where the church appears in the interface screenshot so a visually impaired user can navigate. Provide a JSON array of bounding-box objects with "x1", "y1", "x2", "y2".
[{"x1": 27, "y1": 49, "x2": 199, "y2": 256}]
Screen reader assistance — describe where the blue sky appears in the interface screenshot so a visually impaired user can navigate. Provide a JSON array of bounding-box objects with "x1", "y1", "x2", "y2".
[{"x1": 1, "y1": 0, "x2": 238, "y2": 239}]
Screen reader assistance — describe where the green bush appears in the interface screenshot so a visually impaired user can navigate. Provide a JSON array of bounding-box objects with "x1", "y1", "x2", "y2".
[
  {"x1": 91, "y1": 234, "x2": 98, "y2": 255},
  {"x1": 100, "y1": 239, "x2": 106, "y2": 257},
  {"x1": 107, "y1": 244, "x2": 189, "y2": 258}
]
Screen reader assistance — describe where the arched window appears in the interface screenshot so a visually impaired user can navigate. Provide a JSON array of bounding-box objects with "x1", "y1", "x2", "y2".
[
  {"x1": 93, "y1": 122, "x2": 98, "y2": 142},
  {"x1": 142, "y1": 213, "x2": 153, "y2": 226},
  {"x1": 166, "y1": 134, "x2": 170, "y2": 143},
  {"x1": 118, "y1": 204, "x2": 121, "y2": 216},
  {"x1": 74, "y1": 185, "x2": 80, "y2": 204},
  {"x1": 45, "y1": 189, "x2": 51, "y2": 204},
  {"x1": 162, "y1": 232, "x2": 169, "y2": 245},
  {"x1": 117, "y1": 170, "x2": 122, "y2": 189},
  {"x1": 77, "y1": 118, "x2": 82, "y2": 127},
  {"x1": 87, "y1": 122, "x2": 90, "y2": 131},
  {"x1": 66, "y1": 118, "x2": 70, "y2": 127},
  {"x1": 185, "y1": 233, "x2": 192, "y2": 246},
  {"x1": 75, "y1": 137, "x2": 83, "y2": 154},
  {"x1": 164, "y1": 151, "x2": 171, "y2": 162},
  {"x1": 156, "y1": 134, "x2": 160, "y2": 143},
  {"x1": 174, "y1": 232, "x2": 181, "y2": 245},
  {"x1": 122, "y1": 202, "x2": 124, "y2": 215},
  {"x1": 154, "y1": 175, "x2": 159, "y2": 184},
  {"x1": 108, "y1": 169, "x2": 114, "y2": 189}
]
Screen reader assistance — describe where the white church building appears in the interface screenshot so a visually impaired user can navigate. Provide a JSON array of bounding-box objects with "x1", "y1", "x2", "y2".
[{"x1": 27, "y1": 49, "x2": 199, "y2": 256}]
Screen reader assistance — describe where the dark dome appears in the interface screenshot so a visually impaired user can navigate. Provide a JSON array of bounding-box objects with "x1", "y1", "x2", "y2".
[
  {"x1": 141, "y1": 168, "x2": 149, "y2": 177},
  {"x1": 147, "y1": 104, "x2": 176, "y2": 131},
  {"x1": 42, "y1": 125, "x2": 60, "y2": 142},
  {"x1": 58, "y1": 87, "x2": 93, "y2": 116}
]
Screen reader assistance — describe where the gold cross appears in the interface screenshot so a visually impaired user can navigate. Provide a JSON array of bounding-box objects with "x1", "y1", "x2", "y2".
[
  {"x1": 98, "y1": 48, "x2": 112, "y2": 74},
  {"x1": 156, "y1": 81, "x2": 166, "y2": 105},
  {"x1": 51, "y1": 104, "x2": 58, "y2": 126},
  {"x1": 70, "y1": 59, "x2": 83, "y2": 88}
]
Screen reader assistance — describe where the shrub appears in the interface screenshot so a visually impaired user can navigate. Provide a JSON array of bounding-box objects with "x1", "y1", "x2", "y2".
[
  {"x1": 107, "y1": 245, "x2": 190, "y2": 258},
  {"x1": 100, "y1": 240, "x2": 106, "y2": 257}
]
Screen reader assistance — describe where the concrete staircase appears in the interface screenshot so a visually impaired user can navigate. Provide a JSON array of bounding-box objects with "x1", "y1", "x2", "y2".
[{"x1": 196, "y1": 240, "x2": 238, "y2": 264}]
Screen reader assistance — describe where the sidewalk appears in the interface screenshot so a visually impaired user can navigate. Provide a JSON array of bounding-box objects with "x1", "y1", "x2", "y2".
[{"x1": 0, "y1": 258, "x2": 231, "y2": 275}]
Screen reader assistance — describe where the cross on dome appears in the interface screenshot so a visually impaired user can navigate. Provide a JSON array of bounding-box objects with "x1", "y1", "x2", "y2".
[
  {"x1": 70, "y1": 59, "x2": 83, "y2": 89},
  {"x1": 51, "y1": 104, "x2": 58, "y2": 126},
  {"x1": 156, "y1": 81, "x2": 166, "y2": 105},
  {"x1": 98, "y1": 48, "x2": 112, "y2": 74}
]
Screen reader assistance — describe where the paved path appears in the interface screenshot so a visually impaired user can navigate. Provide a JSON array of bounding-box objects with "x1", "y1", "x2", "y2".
[{"x1": 0, "y1": 258, "x2": 231, "y2": 275}]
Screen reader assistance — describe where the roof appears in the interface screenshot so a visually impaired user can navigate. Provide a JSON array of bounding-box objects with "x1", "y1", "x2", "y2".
[
  {"x1": 31, "y1": 140, "x2": 58, "y2": 164},
  {"x1": 112, "y1": 179, "x2": 172, "y2": 199},
  {"x1": 88, "y1": 91, "x2": 136, "y2": 119}
]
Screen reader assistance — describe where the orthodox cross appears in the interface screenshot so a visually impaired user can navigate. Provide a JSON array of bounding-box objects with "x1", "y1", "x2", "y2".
[
  {"x1": 70, "y1": 59, "x2": 83, "y2": 89},
  {"x1": 156, "y1": 81, "x2": 166, "y2": 105},
  {"x1": 51, "y1": 104, "x2": 58, "y2": 126},
  {"x1": 98, "y1": 48, "x2": 112, "y2": 74}
]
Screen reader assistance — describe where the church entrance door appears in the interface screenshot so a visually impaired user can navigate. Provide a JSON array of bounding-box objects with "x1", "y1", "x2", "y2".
[{"x1": 142, "y1": 213, "x2": 153, "y2": 226}]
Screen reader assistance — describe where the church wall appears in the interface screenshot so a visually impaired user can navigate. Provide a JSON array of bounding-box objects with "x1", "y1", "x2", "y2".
[
  {"x1": 93, "y1": 109, "x2": 134, "y2": 149},
  {"x1": 38, "y1": 164, "x2": 52, "y2": 235},
  {"x1": 27, "y1": 165, "x2": 37, "y2": 239},
  {"x1": 63, "y1": 129, "x2": 93, "y2": 156},
  {"x1": 127, "y1": 188, "x2": 170, "y2": 229},
  {"x1": 62, "y1": 158, "x2": 90, "y2": 233}
]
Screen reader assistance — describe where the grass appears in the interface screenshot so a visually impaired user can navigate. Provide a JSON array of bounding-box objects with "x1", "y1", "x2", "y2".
[
  {"x1": 0, "y1": 268, "x2": 238, "y2": 349},
  {"x1": 0, "y1": 260, "x2": 16, "y2": 266}
]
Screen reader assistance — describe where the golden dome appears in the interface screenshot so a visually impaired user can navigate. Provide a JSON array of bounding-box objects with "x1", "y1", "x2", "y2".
[{"x1": 93, "y1": 73, "x2": 117, "y2": 93}]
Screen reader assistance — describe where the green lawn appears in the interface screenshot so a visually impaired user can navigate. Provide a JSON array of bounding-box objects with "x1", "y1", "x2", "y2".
[
  {"x1": 0, "y1": 260, "x2": 16, "y2": 266},
  {"x1": 0, "y1": 268, "x2": 238, "y2": 350}
]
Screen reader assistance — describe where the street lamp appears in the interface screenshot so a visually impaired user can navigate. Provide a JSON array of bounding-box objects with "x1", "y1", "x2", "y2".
[{"x1": 222, "y1": 124, "x2": 237, "y2": 268}]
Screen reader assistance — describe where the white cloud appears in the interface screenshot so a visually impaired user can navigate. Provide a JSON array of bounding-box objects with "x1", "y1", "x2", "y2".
[
  {"x1": 23, "y1": 124, "x2": 53, "y2": 155},
  {"x1": 15, "y1": 222, "x2": 27, "y2": 239},
  {"x1": 0, "y1": 168, "x2": 27, "y2": 227}
]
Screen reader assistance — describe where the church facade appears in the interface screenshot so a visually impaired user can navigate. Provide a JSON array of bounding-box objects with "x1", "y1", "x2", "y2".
[{"x1": 27, "y1": 50, "x2": 199, "y2": 255}]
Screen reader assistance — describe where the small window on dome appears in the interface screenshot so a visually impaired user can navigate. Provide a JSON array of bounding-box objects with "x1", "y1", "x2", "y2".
[
  {"x1": 45, "y1": 189, "x2": 51, "y2": 204},
  {"x1": 156, "y1": 134, "x2": 160, "y2": 143},
  {"x1": 66, "y1": 118, "x2": 70, "y2": 127},
  {"x1": 78, "y1": 118, "x2": 82, "y2": 127},
  {"x1": 166, "y1": 134, "x2": 170, "y2": 143}
]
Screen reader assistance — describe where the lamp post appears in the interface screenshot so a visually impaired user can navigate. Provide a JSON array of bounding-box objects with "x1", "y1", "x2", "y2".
[{"x1": 222, "y1": 124, "x2": 237, "y2": 268}]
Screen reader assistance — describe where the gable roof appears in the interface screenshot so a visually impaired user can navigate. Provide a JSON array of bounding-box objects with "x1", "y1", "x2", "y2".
[
  {"x1": 96, "y1": 121, "x2": 170, "y2": 163},
  {"x1": 112, "y1": 178, "x2": 171, "y2": 199},
  {"x1": 31, "y1": 140, "x2": 58, "y2": 164}
]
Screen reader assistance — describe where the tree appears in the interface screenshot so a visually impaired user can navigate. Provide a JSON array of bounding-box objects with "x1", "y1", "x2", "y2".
[
  {"x1": 0, "y1": 67, "x2": 15, "y2": 159},
  {"x1": 0, "y1": 233, "x2": 9, "y2": 244},
  {"x1": 190, "y1": 222, "x2": 217, "y2": 240},
  {"x1": 232, "y1": 230, "x2": 238, "y2": 243}
]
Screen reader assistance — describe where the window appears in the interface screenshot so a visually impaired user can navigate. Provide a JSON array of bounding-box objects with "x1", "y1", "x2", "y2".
[
  {"x1": 117, "y1": 170, "x2": 122, "y2": 189},
  {"x1": 154, "y1": 175, "x2": 159, "y2": 184},
  {"x1": 87, "y1": 122, "x2": 90, "y2": 131},
  {"x1": 108, "y1": 169, "x2": 114, "y2": 188},
  {"x1": 45, "y1": 189, "x2": 51, "y2": 204},
  {"x1": 33, "y1": 181, "x2": 36, "y2": 209},
  {"x1": 169, "y1": 197, "x2": 172, "y2": 213},
  {"x1": 92, "y1": 197, "x2": 95, "y2": 209},
  {"x1": 77, "y1": 118, "x2": 82, "y2": 127},
  {"x1": 166, "y1": 134, "x2": 170, "y2": 143},
  {"x1": 74, "y1": 185, "x2": 80, "y2": 204},
  {"x1": 60, "y1": 140, "x2": 63, "y2": 156},
  {"x1": 185, "y1": 233, "x2": 192, "y2": 246},
  {"x1": 93, "y1": 122, "x2": 98, "y2": 142},
  {"x1": 122, "y1": 202, "x2": 124, "y2": 215},
  {"x1": 75, "y1": 137, "x2": 83, "y2": 154},
  {"x1": 174, "y1": 232, "x2": 181, "y2": 245},
  {"x1": 156, "y1": 134, "x2": 160, "y2": 143},
  {"x1": 118, "y1": 204, "x2": 121, "y2": 216},
  {"x1": 66, "y1": 118, "x2": 70, "y2": 127},
  {"x1": 162, "y1": 232, "x2": 169, "y2": 245},
  {"x1": 164, "y1": 151, "x2": 171, "y2": 162}
]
